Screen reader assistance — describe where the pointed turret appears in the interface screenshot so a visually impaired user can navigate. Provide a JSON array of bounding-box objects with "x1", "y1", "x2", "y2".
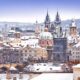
[
  {"x1": 44, "y1": 11, "x2": 51, "y2": 30},
  {"x1": 54, "y1": 11, "x2": 62, "y2": 38},
  {"x1": 54, "y1": 11, "x2": 61, "y2": 25},
  {"x1": 35, "y1": 20, "x2": 40, "y2": 37},
  {"x1": 45, "y1": 11, "x2": 50, "y2": 23}
]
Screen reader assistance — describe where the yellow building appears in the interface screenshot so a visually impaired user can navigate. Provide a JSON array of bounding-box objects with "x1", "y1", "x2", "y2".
[
  {"x1": 22, "y1": 45, "x2": 48, "y2": 62},
  {"x1": 35, "y1": 47, "x2": 48, "y2": 60},
  {"x1": 10, "y1": 38, "x2": 22, "y2": 48}
]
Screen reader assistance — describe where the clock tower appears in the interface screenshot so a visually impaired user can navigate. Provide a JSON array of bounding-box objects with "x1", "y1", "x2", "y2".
[{"x1": 70, "y1": 19, "x2": 77, "y2": 37}]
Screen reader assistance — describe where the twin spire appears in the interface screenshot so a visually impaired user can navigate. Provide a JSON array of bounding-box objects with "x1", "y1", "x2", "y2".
[
  {"x1": 45, "y1": 10, "x2": 50, "y2": 24},
  {"x1": 54, "y1": 11, "x2": 61, "y2": 25},
  {"x1": 45, "y1": 11, "x2": 61, "y2": 25}
]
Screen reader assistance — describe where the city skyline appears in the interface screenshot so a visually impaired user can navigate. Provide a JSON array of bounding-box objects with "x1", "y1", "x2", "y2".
[{"x1": 0, "y1": 0, "x2": 80, "y2": 23}]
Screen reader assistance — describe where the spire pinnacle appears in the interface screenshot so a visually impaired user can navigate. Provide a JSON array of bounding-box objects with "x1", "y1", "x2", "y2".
[
  {"x1": 54, "y1": 11, "x2": 61, "y2": 25},
  {"x1": 45, "y1": 10, "x2": 50, "y2": 23},
  {"x1": 47, "y1": 9, "x2": 49, "y2": 16},
  {"x1": 56, "y1": 11, "x2": 59, "y2": 18},
  {"x1": 44, "y1": 10, "x2": 50, "y2": 29}
]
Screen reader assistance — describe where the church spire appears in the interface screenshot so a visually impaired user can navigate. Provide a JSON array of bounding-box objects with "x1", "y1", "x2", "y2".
[
  {"x1": 44, "y1": 10, "x2": 50, "y2": 30},
  {"x1": 45, "y1": 10, "x2": 50, "y2": 23},
  {"x1": 35, "y1": 20, "x2": 40, "y2": 37},
  {"x1": 54, "y1": 11, "x2": 61, "y2": 25},
  {"x1": 54, "y1": 11, "x2": 62, "y2": 38}
]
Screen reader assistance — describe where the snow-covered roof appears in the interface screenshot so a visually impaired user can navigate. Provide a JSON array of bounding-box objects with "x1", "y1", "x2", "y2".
[
  {"x1": 73, "y1": 64, "x2": 80, "y2": 68},
  {"x1": 67, "y1": 35, "x2": 72, "y2": 41},
  {"x1": 21, "y1": 39, "x2": 39, "y2": 48},
  {"x1": 9, "y1": 30, "x2": 16, "y2": 33},
  {"x1": 39, "y1": 32, "x2": 53, "y2": 40},
  {"x1": 21, "y1": 36, "x2": 29, "y2": 40},
  {"x1": 67, "y1": 35, "x2": 78, "y2": 43},
  {"x1": 67, "y1": 36, "x2": 74, "y2": 43},
  {"x1": 26, "y1": 63, "x2": 63, "y2": 72},
  {"x1": 21, "y1": 35, "x2": 36, "y2": 40},
  {"x1": 9, "y1": 38, "x2": 15, "y2": 41},
  {"x1": 11, "y1": 45, "x2": 21, "y2": 48},
  {"x1": 10, "y1": 66, "x2": 17, "y2": 71},
  {"x1": 3, "y1": 43, "x2": 10, "y2": 47},
  {"x1": 73, "y1": 42, "x2": 80, "y2": 47},
  {"x1": 33, "y1": 65, "x2": 61, "y2": 72}
]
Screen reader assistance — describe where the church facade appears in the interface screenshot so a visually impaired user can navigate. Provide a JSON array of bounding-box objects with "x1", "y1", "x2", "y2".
[
  {"x1": 44, "y1": 11, "x2": 68, "y2": 62},
  {"x1": 44, "y1": 11, "x2": 63, "y2": 38}
]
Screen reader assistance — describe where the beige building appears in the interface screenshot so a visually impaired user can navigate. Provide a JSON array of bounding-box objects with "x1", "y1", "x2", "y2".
[
  {"x1": 35, "y1": 47, "x2": 48, "y2": 60},
  {"x1": 22, "y1": 45, "x2": 35, "y2": 62},
  {"x1": 22, "y1": 45, "x2": 48, "y2": 62},
  {"x1": 69, "y1": 43, "x2": 80, "y2": 63},
  {"x1": 73, "y1": 64, "x2": 80, "y2": 80}
]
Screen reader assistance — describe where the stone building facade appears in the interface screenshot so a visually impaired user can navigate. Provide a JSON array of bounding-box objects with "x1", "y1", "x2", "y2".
[
  {"x1": 22, "y1": 45, "x2": 48, "y2": 62},
  {"x1": 0, "y1": 47, "x2": 22, "y2": 64},
  {"x1": 69, "y1": 43, "x2": 80, "y2": 63},
  {"x1": 73, "y1": 64, "x2": 80, "y2": 80},
  {"x1": 53, "y1": 38, "x2": 67, "y2": 63}
]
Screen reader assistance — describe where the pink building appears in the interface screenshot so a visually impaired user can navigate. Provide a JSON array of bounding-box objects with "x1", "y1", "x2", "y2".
[{"x1": 39, "y1": 28, "x2": 53, "y2": 48}]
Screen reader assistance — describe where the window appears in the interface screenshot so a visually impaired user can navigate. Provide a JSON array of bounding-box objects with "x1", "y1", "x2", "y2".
[
  {"x1": 25, "y1": 54, "x2": 27, "y2": 56},
  {"x1": 29, "y1": 50, "x2": 32, "y2": 52},
  {"x1": 42, "y1": 41, "x2": 44, "y2": 44},
  {"x1": 73, "y1": 52, "x2": 74, "y2": 54},
  {"x1": 25, "y1": 50, "x2": 27, "y2": 52},
  {"x1": 47, "y1": 41, "x2": 49, "y2": 45},
  {"x1": 57, "y1": 54, "x2": 60, "y2": 61}
]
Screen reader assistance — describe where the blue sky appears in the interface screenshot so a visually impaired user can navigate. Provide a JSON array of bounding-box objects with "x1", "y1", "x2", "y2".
[{"x1": 0, "y1": 0, "x2": 80, "y2": 23}]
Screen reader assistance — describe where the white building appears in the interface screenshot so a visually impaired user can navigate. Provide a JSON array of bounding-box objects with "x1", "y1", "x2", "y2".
[
  {"x1": 21, "y1": 35, "x2": 39, "y2": 48},
  {"x1": 69, "y1": 42, "x2": 80, "y2": 62}
]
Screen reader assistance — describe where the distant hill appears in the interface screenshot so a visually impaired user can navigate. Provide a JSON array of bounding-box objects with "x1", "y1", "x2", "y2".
[
  {"x1": 0, "y1": 19, "x2": 80, "y2": 32},
  {"x1": 61, "y1": 19, "x2": 80, "y2": 28}
]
